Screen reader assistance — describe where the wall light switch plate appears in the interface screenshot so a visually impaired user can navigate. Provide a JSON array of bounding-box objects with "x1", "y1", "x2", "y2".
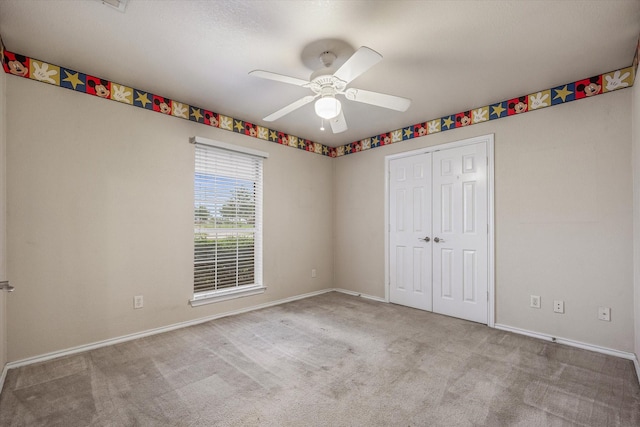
[
  {"x1": 553, "y1": 300, "x2": 564, "y2": 314},
  {"x1": 134, "y1": 295, "x2": 144, "y2": 309},
  {"x1": 530, "y1": 295, "x2": 540, "y2": 309},
  {"x1": 598, "y1": 307, "x2": 611, "y2": 321}
]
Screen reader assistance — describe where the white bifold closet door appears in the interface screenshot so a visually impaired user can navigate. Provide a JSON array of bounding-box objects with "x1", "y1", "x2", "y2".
[
  {"x1": 389, "y1": 153, "x2": 433, "y2": 311},
  {"x1": 390, "y1": 141, "x2": 488, "y2": 324}
]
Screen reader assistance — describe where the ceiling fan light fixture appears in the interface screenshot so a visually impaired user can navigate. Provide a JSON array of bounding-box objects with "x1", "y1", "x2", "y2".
[{"x1": 315, "y1": 96, "x2": 341, "y2": 120}]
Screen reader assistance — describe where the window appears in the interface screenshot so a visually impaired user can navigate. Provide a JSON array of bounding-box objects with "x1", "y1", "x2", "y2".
[{"x1": 190, "y1": 136, "x2": 267, "y2": 306}]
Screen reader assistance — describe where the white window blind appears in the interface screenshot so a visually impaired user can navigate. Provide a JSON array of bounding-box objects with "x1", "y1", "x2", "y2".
[{"x1": 192, "y1": 138, "x2": 264, "y2": 302}]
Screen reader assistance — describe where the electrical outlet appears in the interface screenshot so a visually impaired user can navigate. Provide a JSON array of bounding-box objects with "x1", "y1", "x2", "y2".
[
  {"x1": 598, "y1": 307, "x2": 611, "y2": 321},
  {"x1": 553, "y1": 300, "x2": 564, "y2": 314},
  {"x1": 530, "y1": 295, "x2": 540, "y2": 309},
  {"x1": 311, "y1": 269, "x2": 317, "y2": 278},
  {"x1": 134, "y1": 295, "x2": 144, "y2": 309}
]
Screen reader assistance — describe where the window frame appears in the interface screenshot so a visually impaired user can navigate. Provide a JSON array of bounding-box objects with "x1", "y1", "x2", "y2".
[{"x1": 189, "y1": 136, "x2": 268, "y2": 307}]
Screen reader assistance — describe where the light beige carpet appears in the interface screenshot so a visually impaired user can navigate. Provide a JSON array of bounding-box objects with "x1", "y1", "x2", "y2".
[{"x1": 1, "y1": 292, "x2": 638, "y2": 426}]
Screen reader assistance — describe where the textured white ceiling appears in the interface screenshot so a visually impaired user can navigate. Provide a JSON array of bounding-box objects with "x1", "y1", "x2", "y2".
[{"x1": 0, "y1": 0, "x2": 638, "y2": 147}]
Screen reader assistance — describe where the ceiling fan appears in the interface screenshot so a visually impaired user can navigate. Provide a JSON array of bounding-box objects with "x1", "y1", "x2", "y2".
[{"x1": 249, "y1": 46, "x2": 411, "y2": 133}]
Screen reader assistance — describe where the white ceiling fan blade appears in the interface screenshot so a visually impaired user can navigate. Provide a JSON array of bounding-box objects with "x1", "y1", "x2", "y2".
[
  {"x1": 329, "y1": 110, "x2": 348, "y2": 133},
  {"x1": 345, "y1": 88, "x2": 411, "y2": 112},
  {"x1": 249, "y1": 70, "x2": 309, "y2": 87},
  {"x1": 263, "y1": 95, "x2": 316, "y2": 122},
  {"x1": 333, "y1": 46, "x2": 382, "y2": 84}
]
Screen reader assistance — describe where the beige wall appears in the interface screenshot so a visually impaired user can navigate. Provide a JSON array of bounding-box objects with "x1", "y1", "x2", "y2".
[
  {"x1": 334, "y1": 89, "x2": 634, "y2": 352},
  {"x1": 4, "y1": 71, "x2": 636, "y2": 361},
  {"x1": 5, "y1": 76, "x2": 333, "y2": 362},
  {"x1": 633, "y1": 74, "x2": 640, "y2": 359}
]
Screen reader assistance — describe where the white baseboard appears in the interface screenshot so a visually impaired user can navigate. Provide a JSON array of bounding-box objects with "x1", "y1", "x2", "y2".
[
  {"x1": 494, "y1": 323, "x2": 638, "y2": 362},
  {"x1": 332, "y1": 288, "x2": 387, "y2": 303},
  {"x1": 495, "y1": 323, "x2": 640, "y2": 387},
  {"x1": 0, "y1": 363, "x2": 7, "y2": 396},
  {"x1": 2, "y1": 287, "x2": 383, "y2": 378}
]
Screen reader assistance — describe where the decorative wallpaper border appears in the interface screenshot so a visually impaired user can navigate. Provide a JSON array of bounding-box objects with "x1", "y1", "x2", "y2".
[{"x1": 1, "y1": 34, "x2": 639, "y2": 158}]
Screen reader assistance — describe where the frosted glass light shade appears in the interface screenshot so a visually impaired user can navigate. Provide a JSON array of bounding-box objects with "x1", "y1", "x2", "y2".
[{"x1": 315, "y1": 97, "x2": 342, "y2": 119}]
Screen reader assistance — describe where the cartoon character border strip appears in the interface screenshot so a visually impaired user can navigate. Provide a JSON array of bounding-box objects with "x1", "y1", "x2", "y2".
[
  {"x1": 333, "y1": 62, "x2": 637, "y2": 157},
  {"x1": 1, "y1": 34, "x2": 638, "y2": 158},
  {"x1": 0, "y1": 37, "x2": 330, "y2": 157}
]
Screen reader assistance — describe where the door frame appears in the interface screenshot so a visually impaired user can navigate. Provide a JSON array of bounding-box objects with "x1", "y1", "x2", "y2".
[
  {"x1": 0, "y1": 64, "x2": 7, "y2": 389},
  {"x1": 384, "y1": 133, "x2": 495, "y2": 327}
]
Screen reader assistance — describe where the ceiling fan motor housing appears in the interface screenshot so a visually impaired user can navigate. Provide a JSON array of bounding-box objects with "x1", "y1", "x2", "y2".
[{"x1": 308, "y1": 75, "x2": 346, "y2": 94}]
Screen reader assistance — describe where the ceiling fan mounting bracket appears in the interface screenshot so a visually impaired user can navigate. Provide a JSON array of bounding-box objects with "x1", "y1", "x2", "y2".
[{"x1": 319, "y1": 51, "x2": 337, "y2": 68}]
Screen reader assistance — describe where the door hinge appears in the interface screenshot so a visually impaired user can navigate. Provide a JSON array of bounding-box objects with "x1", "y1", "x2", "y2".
[{"x1": 0, "y1": 281, "x2": 15, "y2": 292}]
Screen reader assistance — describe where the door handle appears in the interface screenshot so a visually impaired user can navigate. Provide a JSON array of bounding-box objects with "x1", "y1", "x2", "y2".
[
  {"x1": 434, "y1": 237, "x2": 445, "y2": 243},
  {"x1": 419, "y1": 236, "x2": 430, "y2": 242},
  {"x1": 0, "y1": 281, "x2": 15, "y2": 292}
]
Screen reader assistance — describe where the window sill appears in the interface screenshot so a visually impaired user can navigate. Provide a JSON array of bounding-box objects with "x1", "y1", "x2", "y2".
[{"x1": 189, "y1": 285, "x2": 266, "y2": 307}]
